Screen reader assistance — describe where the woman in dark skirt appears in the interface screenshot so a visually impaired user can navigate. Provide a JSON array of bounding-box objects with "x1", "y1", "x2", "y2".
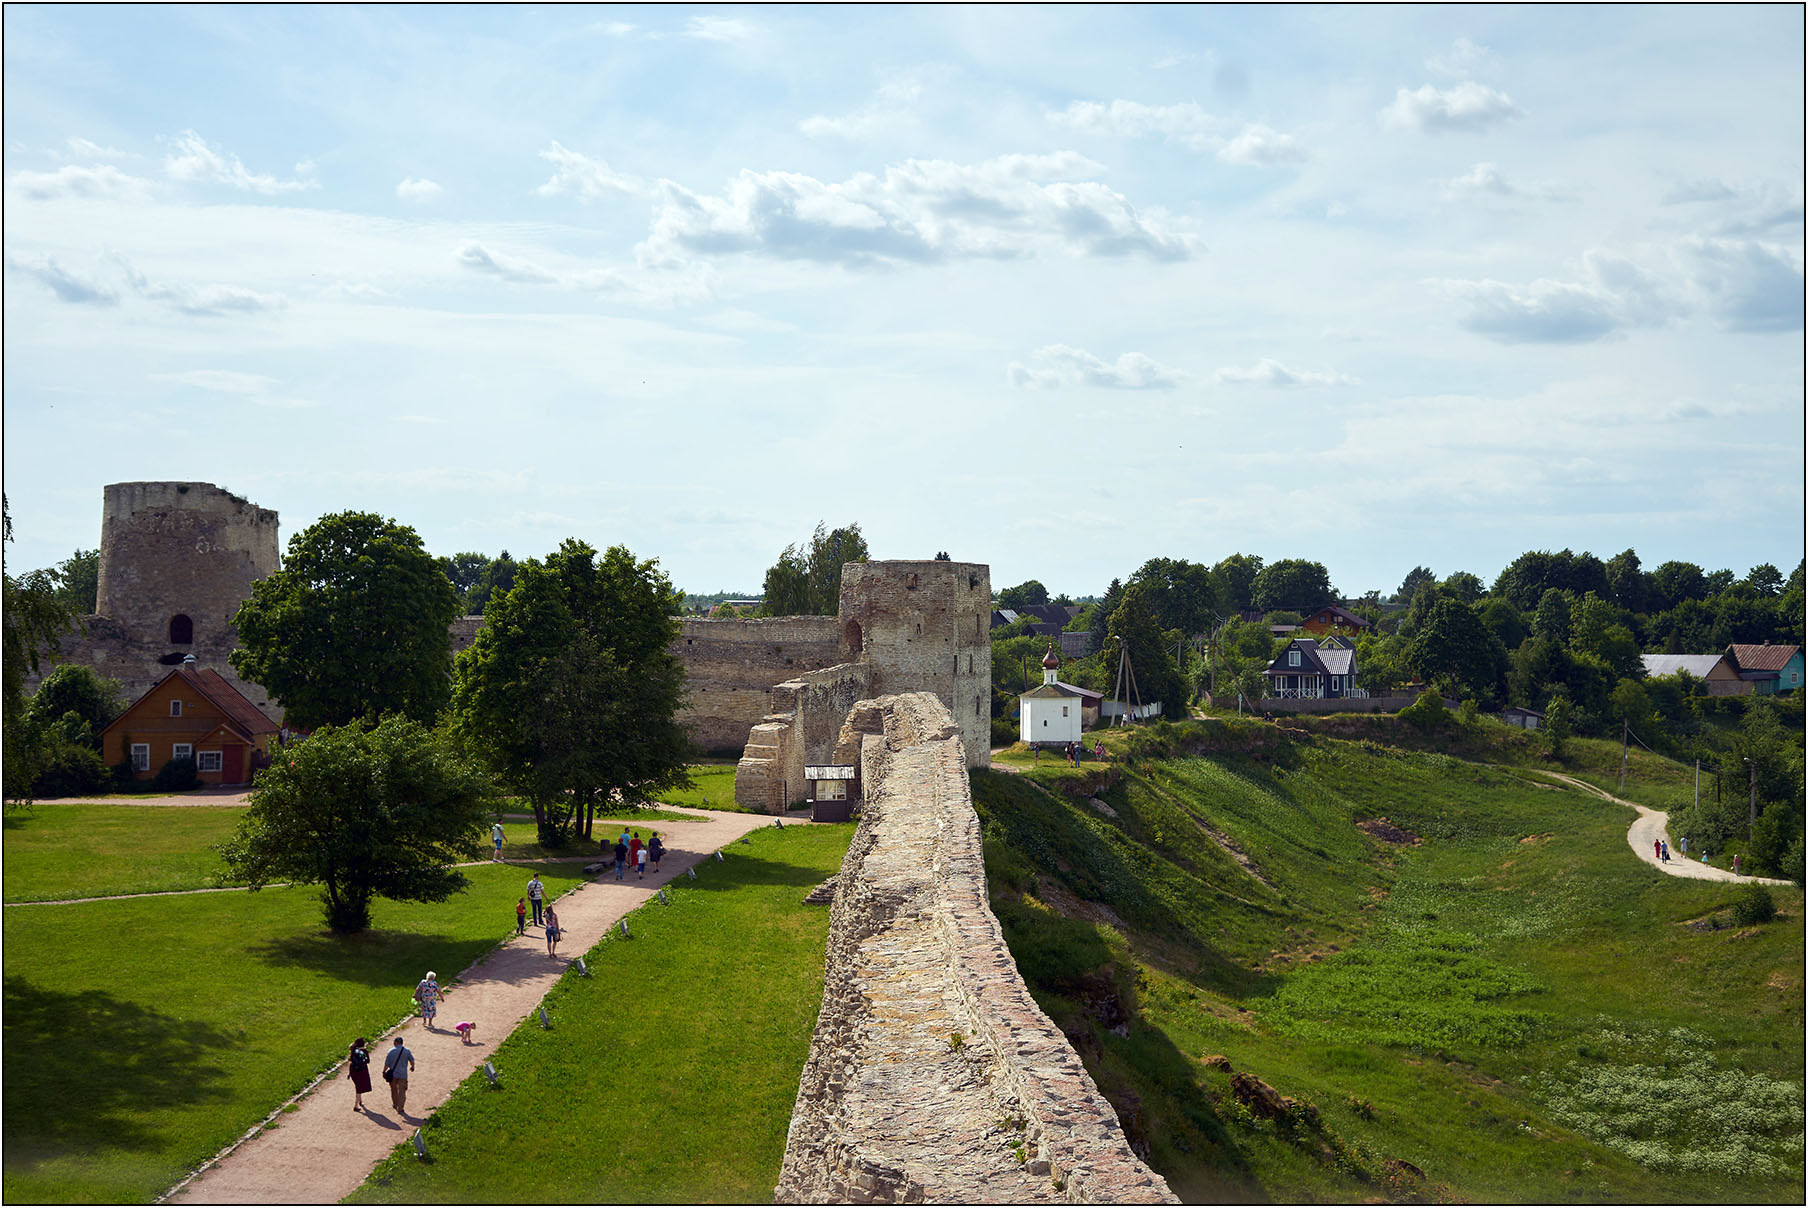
[{"x1": 348, "y1": 1037, "x2": 373, "y2": 1111}]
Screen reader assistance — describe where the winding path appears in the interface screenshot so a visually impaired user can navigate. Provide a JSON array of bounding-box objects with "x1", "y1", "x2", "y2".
[
  {"x1": 1539, "y1": 772, "x2": 1790, "y2": 886},
  {"x1": 162, "y1": 807, "x2": 802, "y2": 1205}
]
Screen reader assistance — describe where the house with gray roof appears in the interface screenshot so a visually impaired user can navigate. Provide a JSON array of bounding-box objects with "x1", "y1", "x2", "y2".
[
  {"x1": 1263, "y1": 637, "x2": 1363, "y2": 700},
  {"x1": 1639, "y1": 652, "x2": 1745, "y2": 696}
]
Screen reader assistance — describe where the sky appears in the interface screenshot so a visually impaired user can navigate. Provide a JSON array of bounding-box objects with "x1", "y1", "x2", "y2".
[{"x1": 3, "y1": 4, "x2": 1803, "y2": 601}]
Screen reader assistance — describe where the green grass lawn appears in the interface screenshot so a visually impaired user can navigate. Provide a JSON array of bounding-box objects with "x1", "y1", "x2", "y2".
[
  {"x1": 348, "y1": 822, "x2": 854, "y2": 1204},
  {"x1": 974, "y1": 729, "x2": 1805, "y2": 1203},
  {"x1": 3, "y1": 803, "x2": 247, "y2": 901},
  {"x1": 2, "y1": 863, "x2": 586, "y2": 1204},
  {"x1": 649, "y1": 762, "x2": 746, "y2": 812}
]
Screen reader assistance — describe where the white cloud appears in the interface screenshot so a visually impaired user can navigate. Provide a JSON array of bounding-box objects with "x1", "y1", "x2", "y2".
[
  {"x1": 152, "y1": 369, "x2": 278, "y2": 394},
  {"x1": 454, "y1": 240, "x2": 713, "y2": 305},
  {"x1": 1426, "y1": 37, "x2": 1494, "y2": 78},
  {"x1": 1214, "y1": 358, "x2": 1356, "y2": 387},
  {"x1": 1663, "y1": 178, "x2": 1740, "y2": 205},
  {"x1": 1661, "y1": 177, "x2": 1803, "y2": 237},
  {"x1": 9, "y1": 162, "x2": 149, "y2": 200},
  {"x1": 1437, "y1": 248, "x2": 1682, "y2": 343},
  {"x1": 1382, "y1": 82, "x2": 1521, "y2": 133},
  {"x1": 1680, "y1": 237, "x2": 1804, "y2": 332},
  {"x1": 1008, "y1": 344, "x2": 1183, "y2": 389},
  {"x1": 800, "y1": 76, "x2": 924, "y2": 139},
  {"x1": 113, "y1": 253, "x2": 289, "y2": 315},
  {"x1": 163, "y1": 130, "x2": 317, "y2": 194},
  {"x1": 396, "y1": 176, "x2": 443, "y2": 202},
  {"x1": 1047, "y1": 99, "x2": 1220, "y2": 151},
  {"x1": 1441, "y1": 161, "x2": 1571, "y2": 202},
  {"x1": 1217, "y1": 123, "x2": 1306, "y2": 165},
  {"x1": 455, "y1": 241, "x2": 559, "y2": 284},
  {"x1": 5, "y1": 252, "x2": 119, "y2": 305},
  {"x1": 682, "y1": 16, "x2": 755, "y2": 42},
  {"x1": 535, "y1": 142, "x2": 644, "y2": 201},
  {"x1": 65, "y1": 136, "x2": 131, "y2": 160},
  {"x1": 641, "y1": 153, "x2": 1196, "y2": 268}
]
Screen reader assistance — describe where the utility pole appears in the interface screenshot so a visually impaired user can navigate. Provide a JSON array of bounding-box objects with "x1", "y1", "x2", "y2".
[{"x1": 1618, "y1": 718, "x2": 1629, "y2": 793}]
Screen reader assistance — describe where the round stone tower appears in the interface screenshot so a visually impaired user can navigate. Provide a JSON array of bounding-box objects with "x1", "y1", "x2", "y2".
[
  {"x1": 94, "y1": 480, "x2": 280, "y2": 672},
  {"x1": 838, "y1": 560, "x2": 992, "y2": 768}
]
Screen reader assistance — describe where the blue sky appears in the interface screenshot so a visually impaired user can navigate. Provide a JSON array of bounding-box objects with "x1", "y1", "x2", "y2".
[{"x1": 4, "y1": 4, "x2": 1802, "y2": 600}]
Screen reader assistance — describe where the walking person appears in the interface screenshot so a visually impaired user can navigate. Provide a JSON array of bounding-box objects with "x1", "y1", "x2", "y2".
[
  {"x1": 527, "y1": 874, "x2": 545, "y2": 926},
  {"x1": 648, "y1": 833, "x2": 664, "y2": 872},
  {"x1": 515, "y1": 897, "x2": 528, "y2": 935},
  {"x1": 613, "y1": 835, "x2": 629, "y2": 881},
  {"x1": 636, "y1": 842, "x2": 649, "y2": 878},
  {"x1": 347, "y1": 1038, "x2": 372, "y2": 1112},
  {"x1": 544, "y1": 906, "x2": 562, "y2": 958},
  {"x1": 1733, "y1": 853, "x2": 1742, "y2": 875},
  {"x1": 382, "y1": 1036, "x2": 415, "y2": 1116},
  {"x1": 1681, "y1": 835, "x2": 1689, "y2": 855},
  {"x1": 414, "y1": 972, "x2": 443, "y2": 1029},
  {"x1": 1660, "y1": 840, "x2": 1670, "y2": 862},
  {"x1": 629, "y1": 831, "x2": 643, "y2": 872},
  {"x1": 1653, "y1": 838, "x2": 1662, "y2": 861},
  {"x1": 491, "y1": 820, "x2": 506, "y2": 862}
]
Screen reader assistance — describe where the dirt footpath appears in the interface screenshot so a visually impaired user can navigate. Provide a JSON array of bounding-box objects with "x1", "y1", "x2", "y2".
[
  {"x1": 166, "y1": 807, "x2": 794, "y2": 1205},
  {"x1": 1541, "y1": 772, "x2": 1791, "y2": 886}
]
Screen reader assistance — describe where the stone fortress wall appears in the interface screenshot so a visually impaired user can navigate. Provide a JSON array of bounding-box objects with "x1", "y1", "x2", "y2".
[
  {"x1": 730, "y1": 561, "x2": 991, "y2": 812},
  {"x1": 774, "y1": 691, "x2": 1175, "y2": 1205},
  {"x1": 671, "y1": 616, "x2": 845, "y2": 754},
  {"x1": 28, "y1": 483, "x2": 284, "y2": 721}
]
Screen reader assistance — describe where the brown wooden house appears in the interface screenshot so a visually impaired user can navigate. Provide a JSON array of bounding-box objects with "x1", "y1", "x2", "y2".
[
  {"x1": 1300, "y1": 605, "x2": 1373, "y2": 637},
  {"x1": 100, "y1": 664, "x2": 279, "y2": 786}
]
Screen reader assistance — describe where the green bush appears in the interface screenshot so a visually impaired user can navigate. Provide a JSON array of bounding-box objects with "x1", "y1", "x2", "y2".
[
  {"x1": 32, "y1": 740, "x2": 111, "y2": 798},
  {"x1": 1398, "y1": 690, "x2": 1452, "y2": 731},
  {"x1": 152, "y1": 756, "x2": 200, "y2": 791},
  {"x1": 1731, "y1": 884, "x2": 1777, "y2": 926},
  {"x1": 991, "y1": 715, "x2": 1020, "y2": 747}
]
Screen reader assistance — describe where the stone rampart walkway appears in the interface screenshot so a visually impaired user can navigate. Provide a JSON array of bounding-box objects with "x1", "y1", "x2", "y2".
[{"x1": 164, "y1": 808, "x2": 788, "y2": 1205}]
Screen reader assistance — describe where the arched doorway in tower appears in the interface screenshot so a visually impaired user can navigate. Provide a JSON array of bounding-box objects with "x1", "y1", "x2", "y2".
[{"x1": 168, "y1": 614, "x2": 194, "y2": 644}]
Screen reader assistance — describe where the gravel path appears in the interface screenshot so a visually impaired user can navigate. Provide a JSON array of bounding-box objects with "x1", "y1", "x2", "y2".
[
  {"x1": 164, "y1": 807, "x2": 797, "y2": 1205},
  {"x1": 1540, "y1": 772, "x2": 1791, "y2": 886}
]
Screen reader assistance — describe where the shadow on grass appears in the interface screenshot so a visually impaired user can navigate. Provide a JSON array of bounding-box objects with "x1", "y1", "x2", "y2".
[
  {"x1": 673, "y1": 848, "x2": 843, "y2": 896},
  {"x1": 247, "y1": 929, "x2": 498, "y2": 988},
  {"x1": 2, "y1": 976, "x2": 235, "y2": 1169}
]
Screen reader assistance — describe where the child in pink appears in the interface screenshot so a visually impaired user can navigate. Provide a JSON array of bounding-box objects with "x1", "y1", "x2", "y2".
[{"x1": 454, "y1": 1021, "x2": 477, "y2": 1045}]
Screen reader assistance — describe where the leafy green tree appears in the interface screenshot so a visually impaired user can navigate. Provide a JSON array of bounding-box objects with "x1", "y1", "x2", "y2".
[
  {"x1": 760, "y1": 522, "x2": 869, "y2": 616},
  {"x1": 1442, "y1": 571, "x2": 1484, "y2": 604},
  {"x1": 1213, "y1": 553, "x2": 1263, "y2": 612},
  {"x1": 1129, "y1": 557, "x2": 1222, "y2": 634},
  {"x1": 1355, "y1": 631, "x2": 1411, "y2": 695},
  {"x1": 1703, "y1": 568, "x2": 1735, "y2": 596},
  {"x1": 463, "y1": 550, "x2": 519, "y2": 615},
  {"x1": 1609, "y1": 677, "x2": 1653, "y2": 730},
  {"x1": 1745, "y1": 562, "x2": 1783, "y2": 597},
  {"x1": 1104, "y1": 584, "x2": 1187, "y2": 720},
  {"x1": 452, "y1": 541, "x2": 691, "y2": 846},
  {"x1": 997, "y1": 580, "x2": 1050, "y2": 610},
  {"x1": 217, "y1": 716, "x2": 491, "y2": 932},
  {"x1": 230, "y1": 511, "x2": 460, "y2": 730},
  {"x1": 1396, "y1": 565, "x2": 1436, "y2": 603},
  {"x1": 437, "y1": 551, "x2": 490, "y2": 608},
  {"x1": 1532, "y1": 588, "x2": 1573, "y2": 645},
  {"x1": 54, "y1": 548, "x2": 99, "y2": 614},
  {"x1": 1252, "y1": 558, "x2": 1335, "y2": 613},
  {"x1": 1493, "y1": 548, "x2": 1607, "y2": 612},
  {"x1": 1604, "y1": 548, "x2": 1649, "y2": 613},
  {"x1": 1407, "y1": 597, "x2": 1507, "y2": 703},
  {"x1": 25, "y1": 665, "x2": 122, "y2": 748},
  {"x1": 1650, "y1": 560, "x2": 1707, "y2": 611},
  {"x1": 1476, "y1": 597, "x2": 1529, "y2": 652},
  {"x1": 4, "y1": 498, "x2": 78, "y2": 804},
  {"x1": 1542, "y1": 696, "x2": 1571, "y2": 758}
]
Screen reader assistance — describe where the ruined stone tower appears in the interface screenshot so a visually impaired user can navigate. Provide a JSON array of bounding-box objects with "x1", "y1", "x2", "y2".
[
  {"x1": 839, "y1": 559, "x2": 992, "y2": 769},
  {"x1": 42, "y1": 482, "x2": 284, "y2": 718}
]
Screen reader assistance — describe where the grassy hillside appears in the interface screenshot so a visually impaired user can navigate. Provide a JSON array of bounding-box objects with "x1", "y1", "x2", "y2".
[{"x1": 973, "y1": 719, "x2": 1804, "y2": 1203}]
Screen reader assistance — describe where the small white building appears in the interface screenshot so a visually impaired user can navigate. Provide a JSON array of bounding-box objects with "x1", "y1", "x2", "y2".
[{"x1": 1020, "y1": 646, "x2": 1084, "y2": 747}]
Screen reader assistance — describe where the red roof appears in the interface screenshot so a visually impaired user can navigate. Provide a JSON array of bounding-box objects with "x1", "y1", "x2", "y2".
[
  {"x1": 101, "y1": 665, "x2": 278, "y2": 741},
  {"x1": 1728, "y1": 644, "x2": 1800, "y2": 673}
]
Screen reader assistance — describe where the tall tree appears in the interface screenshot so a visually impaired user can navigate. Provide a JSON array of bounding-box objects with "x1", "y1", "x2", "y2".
[
  {"x1": 1129, "y1": 557, "x2": 1222, "y2": 635},
  {"x1": 1441, "y1": 571, "x2": 1484, "y2": 604},
  {"x1": 1252, "y1": 558, "x2": 1336, "y2": 613},
  {"x1": 760, "y1": 522, "x2": 869, "y2": 616},
  {"x1": 1532, "y1": 588, "x2": 1573, "y2": 645},
  {"x1": 216, "y1": 716, "x2": 491, "y2": 932},
  {"x1": 1396, "y1": 565, "x2": 1437, "y2": 603},
  {"x1": 1407, "y1": 596, "x2": 1507, "y2": 703},
  {"x1": 230, "y1": 511, "x2": 460, "y2": 729},
  {"x1": 997, "y1": 579, "x2": 1050, "y2": 610},
  {"x1": 1745, "y1": 562, "x2": 1784, "y2": 597},
  {"x1": 1213, "y1": 553, "x2": 1263, "y2": 612},
  {"x1": 437, "y1": 551, "x2": 490, "y2": 607},
  {"x1": 1650, "y1": 560, "x2": 1707, "y2": 612},
  {"x1": 463, "y1": 550, "x2": 519, "y2": 615},
  {"x1": 452, "y1": 540, "x2": 691, "y2": 847},
  {"x1": 25, "y1": 664, "x2": 122, "y2": 748},
  {"x1": 53, "y1": 548, "x2": 100, "y2": 614},
  {"x1": 1089, "y1": 577, "x2": 1125, "y2": 653},
  {"x1": 3, "y1": 498, "x2": 79, "y2": 804},
  {"x1": 1604, "y1": 548, "x2": 1649, "y2": 613},
  {"x1": 1105, "y1": 584, "x2": 1187, "y2": 720}
]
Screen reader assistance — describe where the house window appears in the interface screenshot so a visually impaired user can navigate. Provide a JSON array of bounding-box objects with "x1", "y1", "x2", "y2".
[
  {"x1": 170, "y1": 699, "x2": 183, "y2": 717},
  {"x1": 198, "y1": 750, "x2": 223, "y2": 773},
  {"x1": 1062, "y1": 706, "x2": 1069, "y2": 717},
  {"x1": 1288, "y1": 651, "x2": 1300, "y2": 667},
  {"x1": 172, "y1": 743, "x2": 193, "y2": 763},
  {"x1": 131, "y1": 743, "x2": 150, "y2": 772},
  {"x1": 169, "y1": 614, "x2": 193, "y2": 643}
]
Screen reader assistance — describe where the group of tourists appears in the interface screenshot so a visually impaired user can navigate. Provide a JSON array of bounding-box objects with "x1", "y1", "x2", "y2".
[
  {"x1": 347, "y1": 970, "x2": 478, "y2": 1116},
  {"x1": 610, "y1": 829, "x2": 663, "y2": 880}
]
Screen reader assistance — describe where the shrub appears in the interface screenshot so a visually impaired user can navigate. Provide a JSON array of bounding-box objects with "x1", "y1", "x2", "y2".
[
  {"x1": 1398, "y1": 690, "x2": 1451, "y2": 732},
  {"x1": 1730, "y1": 884, "x2": 1777, "y2": 926},
  {"x1": 153, "y1": 756, "x2": 201, "y2": 791},
  {"x1": 32, "y1": 740, "x2": 111, "y2": 798},
  {"x1": 991, "y1": 715, "x2": 1019, "y2": 747}
]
